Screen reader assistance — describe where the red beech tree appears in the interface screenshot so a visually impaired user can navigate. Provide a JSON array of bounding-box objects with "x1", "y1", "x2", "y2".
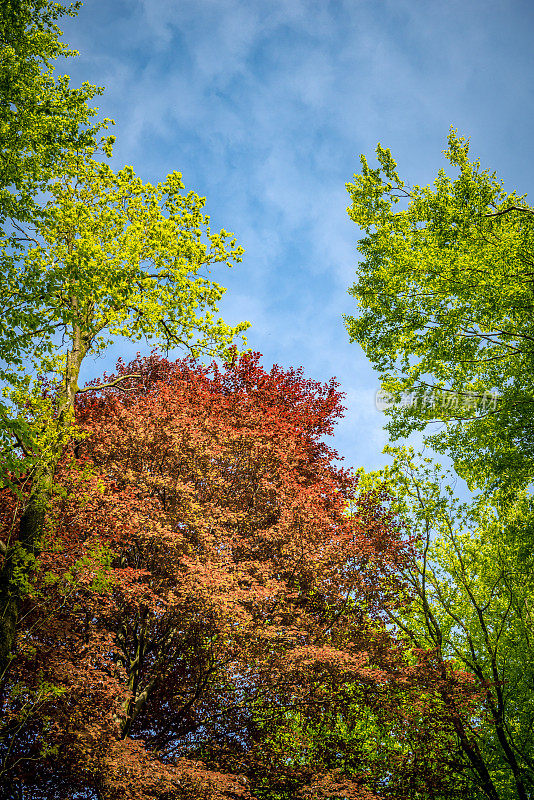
[{"x1": 0, "y1": 353, "x2": 478, "y2": 800}]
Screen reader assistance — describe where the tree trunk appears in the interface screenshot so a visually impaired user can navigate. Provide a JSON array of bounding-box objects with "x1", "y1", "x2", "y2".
[
  {"x1": 0, "y1": 328, "x2": 86, "y2": 681},
  {"x1": 0, "y1": 472, "x2": 52, "y2": 681}
]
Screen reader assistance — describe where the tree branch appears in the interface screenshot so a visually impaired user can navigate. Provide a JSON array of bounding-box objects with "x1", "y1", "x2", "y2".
[
  {"x1": 76, "y1": 373, "x2": 142, "y2": 394},
  {"x1": 485, "y1": 206, "x2": 534, "y2": 218}
]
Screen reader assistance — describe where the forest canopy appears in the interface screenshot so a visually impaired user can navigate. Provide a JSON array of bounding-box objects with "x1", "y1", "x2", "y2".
[{"x1": 1, "y1": 1, "x2": 533, "y2": 799}]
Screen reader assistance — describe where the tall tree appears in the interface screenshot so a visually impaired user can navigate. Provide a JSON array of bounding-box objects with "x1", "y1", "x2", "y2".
[
  {"x1": 0, "y1": 353, "x2": 475, "y2": 800},
  {"x1": 0, "y1": 145, "x2": 248, "y2": 681},
  {"x1": 0, "y1": 0, "x2": 106, "y2": 682},
  {"x1": 358, "y1": 448, "x2": 534, "y2": 800},
  {"x1": 345, "y1": 129, "x2": 534, "y2": 491}
]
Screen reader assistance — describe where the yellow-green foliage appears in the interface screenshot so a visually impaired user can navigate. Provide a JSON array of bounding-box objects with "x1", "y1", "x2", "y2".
[{"x1": 346, "y1": 129, "x2": 534, "y2": 490}]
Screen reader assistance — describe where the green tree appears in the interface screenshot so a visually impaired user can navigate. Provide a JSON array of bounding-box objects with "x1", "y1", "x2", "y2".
[
  {"x1": 0, "y1": 0, "x2": 111, "y2": 683},
  {"x1": 0, "y1": 0, "x2": 107, "y2": 224},
  {"x1": 359, "y1": 448, "x2": 534, "y2": 800},
  {"x1": 345, "y1": 130, "x2": 534, "y2": 491},
  {"x1": 0, "y1": 144, "x2": 248, "y2": 681}
]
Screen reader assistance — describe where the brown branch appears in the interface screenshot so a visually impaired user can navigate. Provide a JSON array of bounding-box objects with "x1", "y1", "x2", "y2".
[
  {"x1": 76, "y1": 373, "x2": 142, "y2": 394},
  {"x1": 10, "y1": 430, "x2": 32, "y2": 458},
  {"x1": 485, "y1": 206, "x2": 534, "y2": 218}
]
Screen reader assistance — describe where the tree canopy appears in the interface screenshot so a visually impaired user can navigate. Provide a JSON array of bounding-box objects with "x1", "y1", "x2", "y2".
[
  {"x1": 345, "y1": 129, "x2": 534, "y2": 490},
  {"x1": 0, "y1": 0, "x2": 107, "y2": 223},
  {"x1": 1, "y1": 145, "x2": 247, "y2": 448}
]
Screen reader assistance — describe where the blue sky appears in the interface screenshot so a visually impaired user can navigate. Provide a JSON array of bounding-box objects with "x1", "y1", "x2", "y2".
[{"x1": 60, "y1": 0, "x2": 534, "y2": 472}]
